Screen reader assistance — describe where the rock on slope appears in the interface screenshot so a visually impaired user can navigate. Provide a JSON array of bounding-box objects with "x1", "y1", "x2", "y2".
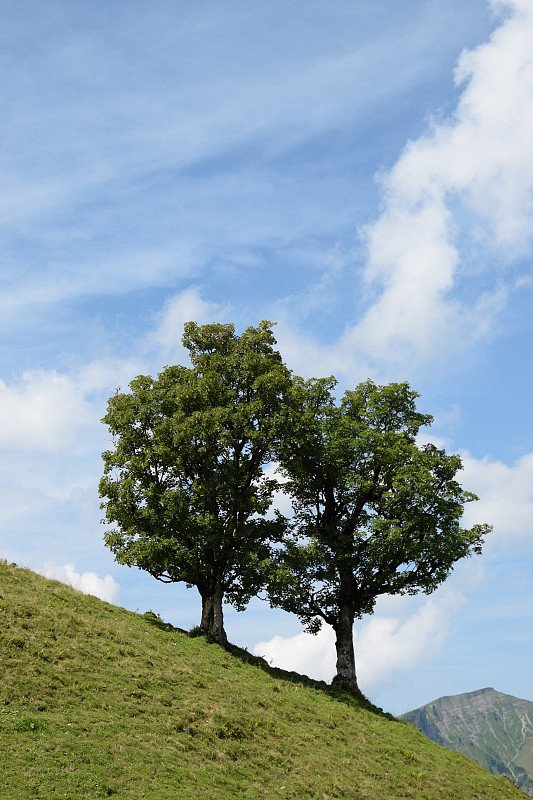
[{"x1": 401, "y1": 688, "x2": 533, "y2": 797}]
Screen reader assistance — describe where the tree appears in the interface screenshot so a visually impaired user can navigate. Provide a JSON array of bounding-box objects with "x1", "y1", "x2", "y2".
[
  {"x1": 99, "y1": 321, "x2": 291, "y2": 646},
  {"x1": 266, "y1": 377, "x2": 491, "y2": 693}
]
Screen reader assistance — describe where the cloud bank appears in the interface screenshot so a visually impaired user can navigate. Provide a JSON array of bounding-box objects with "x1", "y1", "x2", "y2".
[
  {"x1": 255, "y1": 590, "x2": 465, "y2": 690},
  {"x1": 38, "y1": 562, "x2": 120, "y2": 604},
  {"x1": 461, "y1": 450, "x2": 533, "y2": 554}
]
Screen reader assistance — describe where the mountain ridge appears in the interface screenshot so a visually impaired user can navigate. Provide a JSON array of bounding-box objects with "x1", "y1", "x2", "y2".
[{"x1": 400, "y1": 687, "x2": 533, "y2": 797}]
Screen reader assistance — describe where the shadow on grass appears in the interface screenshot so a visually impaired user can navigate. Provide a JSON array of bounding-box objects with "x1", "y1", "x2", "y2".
[
  {"x1": 140, "y1": 610, "x2": 393, "y2": 720},
  {"x1": 225, "y1": 641, "x2": 393, "y2": 719},
  {"x1": 141, "y1": 610, "x2": 187, "y2": 635}
]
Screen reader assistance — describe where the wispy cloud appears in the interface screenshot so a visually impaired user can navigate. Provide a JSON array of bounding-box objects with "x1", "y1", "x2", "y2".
[
  {"x1": 333, "y1": 0, "x2": 533, "y2": 377},
  {"x1": 263, "y1": 0, "x2": 533, "y2": 383},
  {"x1": 1, "y1": 0, "x2": 485, "y2": 336}
]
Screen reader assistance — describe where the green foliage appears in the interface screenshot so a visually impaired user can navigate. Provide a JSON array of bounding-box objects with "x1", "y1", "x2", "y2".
[
  {"x1": 266, "y1": 377, "x2": 491, "y2": 688},
  {"x1": 98, "y1": 318, "x2": 491, "y2": 685},
  {"x1": 99, "y1": 321, "x2": 291, "y2": 640},
  {"x1": 0, "y1": 562, "x2": 526, "y2": 800}
]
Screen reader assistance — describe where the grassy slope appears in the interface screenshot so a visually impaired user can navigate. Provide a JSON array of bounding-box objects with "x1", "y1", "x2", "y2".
[{"x1": 0, "y1": 560, "x2": 527, "y2": 800}]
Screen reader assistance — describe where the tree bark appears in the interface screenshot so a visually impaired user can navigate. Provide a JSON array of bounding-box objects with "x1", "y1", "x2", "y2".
[
  {"x1": 199, "y1": 577, "x2": 228, "y2": 647},
  {"x1": 332, "y1": 601, "x2": 358, "y2": 693}
]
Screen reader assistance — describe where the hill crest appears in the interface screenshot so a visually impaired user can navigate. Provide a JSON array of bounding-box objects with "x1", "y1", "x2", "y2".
[{"x1": 0, "y1": 559, "x2": 528, "y2": 799}]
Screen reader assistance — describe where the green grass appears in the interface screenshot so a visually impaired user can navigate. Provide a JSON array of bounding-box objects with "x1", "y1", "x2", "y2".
[{"x1": 0, "y1": 559, "x2": 528, "y2": 799}]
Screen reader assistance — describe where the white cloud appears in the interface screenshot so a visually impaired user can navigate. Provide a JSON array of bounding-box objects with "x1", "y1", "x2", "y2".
[
  {"x1": 273, "y1": 319, "x2": 368, "y2": 383},
  {"x1": 37, "y1": 562, "x2": 120, "y2": 604},
  {"x1": 355, "y1": 591, "x2": 465, "y2": 687},
  {"x1": 0, "y1": 370, "x2": 95, "y2": 453},
  {"x1": 0, "y1": 358, "x2": 144, "y2": 454},
  {"x1": 262, "y1": 461, "x2": 294, "y2": 519},
  {"x1": 255, "y1": 625, "x2": 337, "y2": 682},
  {"x1": 77, "y1": 357, "x2": 145, "y2": 396},
  {"x1": 145, "y1": 287, "x2": 232, "y2": 363},
  {"x1": 460, "y1": 450, "x2": 533, "y2": 553},
  {"x1": 339, "y1": 0, "x2": 533, "y2": 372},
  {"x1": 254, "y1": 590, "x2": 465, "y2": 690}
]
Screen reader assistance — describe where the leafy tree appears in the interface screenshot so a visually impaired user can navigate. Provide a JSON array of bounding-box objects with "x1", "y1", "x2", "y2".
[
  {"x1": 266, "y1": 377, "x2": 491, "y2": 693},
  {"x1": 99, "y1": 321, "x2": 290, "y2": 646}
]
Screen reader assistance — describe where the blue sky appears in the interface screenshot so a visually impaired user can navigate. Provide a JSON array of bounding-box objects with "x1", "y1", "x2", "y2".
[{"x1": 1, "y1": 0, "x2": 532, "y2": 715}]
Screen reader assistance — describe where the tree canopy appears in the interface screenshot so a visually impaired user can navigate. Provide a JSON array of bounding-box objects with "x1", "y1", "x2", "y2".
[
  {"x1": 100, "y1": 320, "x2": 490, "y2": 690},
  {"x1": 99, "y1": 321, "x2": 291, "y2": 645},
  {"x1": 266, "y1": 377, "x2": 491, "y2": 692}
]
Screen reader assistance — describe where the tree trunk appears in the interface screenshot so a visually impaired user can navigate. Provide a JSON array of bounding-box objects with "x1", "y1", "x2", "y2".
[
  {"x1": 199, "y1": 577, "x2": 228, "y2": 647},
  {"x1": 332, "y1": 601, "x2": 358, "y2": 693}
]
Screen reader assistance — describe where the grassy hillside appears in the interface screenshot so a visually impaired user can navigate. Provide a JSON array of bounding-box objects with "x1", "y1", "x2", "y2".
[
  {"x1": 0, "y1": 559, "x2": 527, "y2": 800},
  {"x1": 401, "y1": 688, "x2": 533, "y2": 797}
]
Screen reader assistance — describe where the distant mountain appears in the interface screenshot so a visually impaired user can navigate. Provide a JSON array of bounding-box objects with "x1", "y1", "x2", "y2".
[{"x1": 400, "y1": 688, "x2": 533, "y2": 797}]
